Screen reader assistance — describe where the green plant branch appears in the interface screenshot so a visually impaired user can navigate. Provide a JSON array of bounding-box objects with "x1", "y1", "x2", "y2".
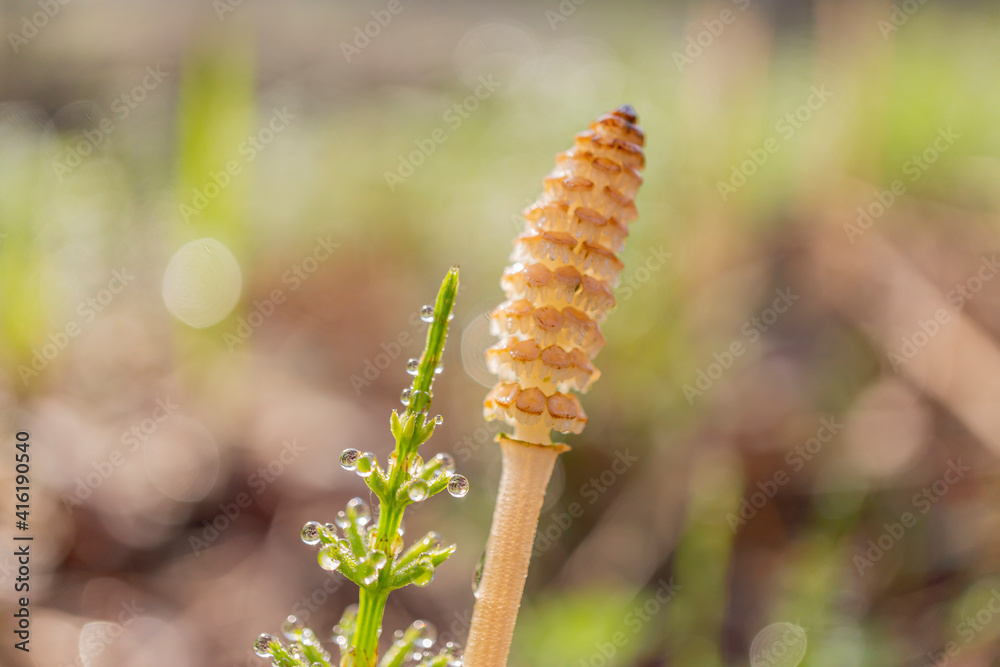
[
  {"x1": 254, "y1": 267, "x2": 466, "y2": 667},
  {"x1": 349, "y1": 266, "x2": 460, "y2": 667},
  {"x1": 353, "y1": 589, "x2": 389, "y2": 666}
]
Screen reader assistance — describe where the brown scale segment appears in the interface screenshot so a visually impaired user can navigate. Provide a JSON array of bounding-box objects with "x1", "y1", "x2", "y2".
[
  {"x1": 554, "y1": 149, "x2": 643, "y2": 200},
  {"x1": 486, "y1": 339, "x2": 600, "y2": 394},
  {"x1": 573, "y1": 131, "x2": 645, "y2": 171},
  {"x1": 510, "y1": 233, "x2": 624, "y2": 285},
  {"x1": 541, "y1": 175, "x2": 638, "y2": 225},
  {"x1": 523, "y1": 202, "x2": 629, "y2": 253},
  {"x1": 499, "y1": 263, "x2": 616, "y2": 322},
  {"x1": 488, "y1": 299, "x2": 606, "y2": 358},
  {"x1": 484, "y1": 381, "x2": 588, "y2": 435}
]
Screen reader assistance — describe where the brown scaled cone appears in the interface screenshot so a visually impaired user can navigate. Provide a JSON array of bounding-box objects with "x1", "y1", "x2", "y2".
[{"x1": 483, "y1": 104, "x2": 645, "y2": 446}]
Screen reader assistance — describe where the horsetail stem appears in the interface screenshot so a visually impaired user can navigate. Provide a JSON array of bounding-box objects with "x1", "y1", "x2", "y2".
[
  {"x1": 466, "y1": 106, "x2": 646, "y2": 667},
  {"x1": 254, "y1": 267, "x2": 467, "y2": 667}
]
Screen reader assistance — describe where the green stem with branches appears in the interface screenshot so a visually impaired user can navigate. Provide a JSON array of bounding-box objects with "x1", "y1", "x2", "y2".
[{"x1": 348, "y1": 266, "x2": 460, "y2": 667}]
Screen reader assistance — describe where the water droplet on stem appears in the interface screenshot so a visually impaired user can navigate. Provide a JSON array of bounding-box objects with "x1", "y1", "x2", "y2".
[
  {"x1": 447, "y1": 475, "x2": 469, "y2": 498},
  {"x1": 318, "y1": 545, "x2": 341, "y2": 571},
  {"x1": 408, "y1": 480, "x2": 429, "y2": 502},
  {"x1": 253, "y1": 633, "x2": 276, "y2": 657},
  {"x1": 340, "y1": 448, "x2": 361, "y2": 471},
  {"x1": 301, "y1": 521, "x2": 322, "y2": 545}
]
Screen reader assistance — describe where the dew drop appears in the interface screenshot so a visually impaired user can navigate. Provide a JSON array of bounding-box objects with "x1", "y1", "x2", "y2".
[
  {"x1": 447, "y1": 475, "x2": 470, "y2": 498},
  {"x1": 409, "y1": 389, "x2": 430, "y2": 413},
  {"x1": 413, "y1": 565, "x2": 434, "y2": 587},
  {"x1": 361, "y1": 563, "x2": 378, "y2": 586},
  {"x1": 435, "y1": 364, "x2": 444, "y2": 374},
  {"x1": 750, "y1": 622, "x2": 807, "y2": 667},
  {"x1": 420, "y1": 305, "x2": 435, "y2": 322},
  {"x1": 408, "y1": 454, "x2": 425, "y2": 476},
  {"x1": 347, "y1": 497, "x2": 372, "y2": 526},
  {"x1": 281, "y1": 615, "x2": 304, "y2": 641},
  {"x1": 340, "y1": 448, "x2": 361, "y2": 471},
  {"x1": 318, "y1": 545, "x2": 341, "y2": 571},
  {"x1": 443, "y1": 641, "x2": 464, "y2": 665},
  {"x1": 412, "y1": 620, "x2": 437, "y2": 649},
  {"x1": 408, "y1": 480, "x2": 429, "y2": 502},
  {"x1": 356, "y1": 452, "x2": 376, "y2": 478},
  {"x1": 301, "y1": 521, "x2": 322, "y2": 545},
  {"x1": 433, "y1": 415, "x2": 444, "y2": 425},
  {"x1": 424, "y1": 531, "x2": 443, "y2": 549},
  {"x1": 406, "y1": 358, "x2": 421, "y2": 375},
  {"x1": 325, "y1": 522, "x2": 338, "y2": 534},
  {"x1": 434, "y1": 452, "x2": 455, "y2": 475},
  {"x1": 370, "y1": 550, "x2": 388, "y2": 570},
  {"x1": 253, "y1": 633, "x2": 276, "y2": 657},
  {"x1": 400, "y1": 388, "x2": 412, "y2": 406},
  {"x1": 334, "y1": 511, "x2": 349, "y2": 529}
]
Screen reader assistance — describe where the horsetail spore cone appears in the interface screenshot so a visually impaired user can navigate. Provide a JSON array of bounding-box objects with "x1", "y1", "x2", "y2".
[
  {"x1": 465, "y1": 106, "x2": 646, "y2": 667},
  {"x1": 253, "y1": 267, "x2": 467, "y2": 667}
]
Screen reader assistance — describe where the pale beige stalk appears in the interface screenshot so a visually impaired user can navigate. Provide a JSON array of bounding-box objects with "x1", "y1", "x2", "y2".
[{"x1": 463, "y1": 436, "x2": 568, "y2": 667}]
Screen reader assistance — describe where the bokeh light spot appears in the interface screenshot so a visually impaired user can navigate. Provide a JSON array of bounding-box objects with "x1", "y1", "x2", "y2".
[{"x1": 162, "y1": 237, "x2": 242, "y2": 328}]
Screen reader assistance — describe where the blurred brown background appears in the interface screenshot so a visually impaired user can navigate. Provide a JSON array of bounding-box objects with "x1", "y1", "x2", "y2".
[{"x1": 2, "y1": 0, "x2": 1000, "y2": 665}]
